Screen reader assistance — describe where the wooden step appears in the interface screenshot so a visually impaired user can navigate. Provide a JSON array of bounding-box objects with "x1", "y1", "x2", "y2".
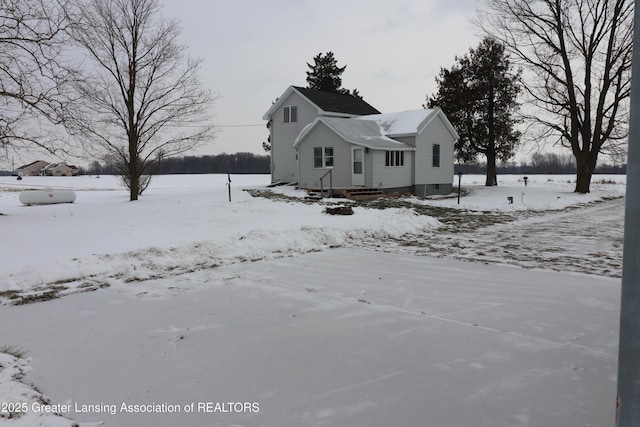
[
  {"x1": 339, "y1": 188, "x2": 384, "y2": 201},
  {"x1": 305, "y1": 191, "x2": 324, "y2": 200}
]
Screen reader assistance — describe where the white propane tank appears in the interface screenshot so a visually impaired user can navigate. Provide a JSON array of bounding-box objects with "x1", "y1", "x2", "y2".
[{"x1": 19, "y1": 189, "x2": 76, "y2": 205}]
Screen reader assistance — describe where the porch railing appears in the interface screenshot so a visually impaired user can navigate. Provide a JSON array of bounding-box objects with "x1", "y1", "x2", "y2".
[{"x1": 319, "y1": 168, "x2": 333, "y2": 198}]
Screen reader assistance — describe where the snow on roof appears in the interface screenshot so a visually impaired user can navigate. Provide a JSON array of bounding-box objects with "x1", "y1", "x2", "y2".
[
  {"x1": 295, "y1": 117, "x2": 413, "y2": 150},
  {"x1": 358, "y1": 109, "x2": 437, "y2": 136}
]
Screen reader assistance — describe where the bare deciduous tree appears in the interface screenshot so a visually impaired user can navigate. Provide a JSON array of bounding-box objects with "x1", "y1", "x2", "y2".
[
  {"x1": 0, "y1": 0, "x2": 76, "y2": 156},
  {"x1": 71, "y1": 0, "x2": 216, "y2": 201},
  {"x1": 476, "y1": 0, "x2": 633, "y2": 193}
]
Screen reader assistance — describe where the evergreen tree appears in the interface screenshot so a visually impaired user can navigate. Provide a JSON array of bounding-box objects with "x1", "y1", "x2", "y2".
[
  {"x1": 305, "y1": 52, "x2": 362, "y2": 98},
  {"x1": 306, "y1": 52, "x2": 346, "y2": 93},
  {"x1": 427, "y1": 38, "x2": 521, "y2": 186}
]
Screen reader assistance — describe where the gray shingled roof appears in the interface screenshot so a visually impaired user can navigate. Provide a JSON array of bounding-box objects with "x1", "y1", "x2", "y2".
[{"x1": 292, "y1": 86, "x2": 380, "y2": 116}]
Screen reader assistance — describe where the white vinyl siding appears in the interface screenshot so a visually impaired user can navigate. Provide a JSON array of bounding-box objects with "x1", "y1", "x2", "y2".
[
  {"x1": 371, "y1": 150, "x2": 414, "y2": 190},
  {"x1": 270, "y1": 92, "x2": 317, "y2": 183},
  {"x1": 414, "y1": 115, "x2": 455, "y2": 186},
  {"x1": 297, "y1": 123, "x2": 351, "y2": 188}
]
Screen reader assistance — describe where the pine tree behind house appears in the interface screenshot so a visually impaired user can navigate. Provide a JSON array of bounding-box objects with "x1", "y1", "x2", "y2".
[
  {"x1": 306, "y1": 52, "x2": 362, "y2": 98},
  {"x1": 427, "y1": 37, "x2": 521, "y2": 186}
]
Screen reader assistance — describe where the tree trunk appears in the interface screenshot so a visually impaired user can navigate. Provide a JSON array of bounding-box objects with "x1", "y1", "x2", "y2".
[
  {"x1": 129, "y1": 151, "x2": 139, "y2": 201},
  {"x1": 485, "y1": 150, "x2": 497, "y2": 186},
  {"x1": 129, "y1": 175, "x2": 139, "y2": 201},
  {"x1": 574, "y1": 151, "x2": 596, "y2": 193}
]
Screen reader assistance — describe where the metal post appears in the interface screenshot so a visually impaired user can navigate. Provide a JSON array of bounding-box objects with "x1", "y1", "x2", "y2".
[
  {"x1": 329, "y1": 169, "x2": 333, "y2": 198},
  {"x1": 457, "y1": 172, "x2": 462, "y2": 205},
  {"x1": 617, "y1": 1, "x2": 640, "y2": 424}
]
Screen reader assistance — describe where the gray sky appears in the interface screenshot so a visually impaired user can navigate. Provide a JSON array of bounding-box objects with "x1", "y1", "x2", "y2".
[{"x1": 161, "y1": 0, "x2": 482, "y2": 156}]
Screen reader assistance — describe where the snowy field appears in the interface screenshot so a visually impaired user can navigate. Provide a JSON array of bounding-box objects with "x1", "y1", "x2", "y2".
[{"x1": 0, "y1": 173, "x2": 626, "y2": 426}]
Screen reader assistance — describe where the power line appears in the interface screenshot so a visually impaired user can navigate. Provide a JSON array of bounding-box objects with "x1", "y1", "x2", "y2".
[{"x1": 214, "y1": 124, "x2": 265, "y2": 128}]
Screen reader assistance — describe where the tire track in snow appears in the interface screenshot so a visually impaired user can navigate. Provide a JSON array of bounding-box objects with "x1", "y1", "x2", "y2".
[{"x1": 368, "y1": 197, "x2": 625, "y2": 278}]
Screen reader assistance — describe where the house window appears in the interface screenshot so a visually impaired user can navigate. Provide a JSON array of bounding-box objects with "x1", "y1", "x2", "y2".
[
  {"x1": 353, "y1": 149, "x2": 363, "y2": 174},
  {"x1": 432, "y1": 144, "x2": 440, "y2": 167},
  {"x1": 314, "y1": 147, "x2": 334, "y2": 168},
  {"x1": 385, "y1": 150, "x2": 404, "y2": 167},
  {"x1": 284, "y1": 105, "x2": 297, "y2": 123}
]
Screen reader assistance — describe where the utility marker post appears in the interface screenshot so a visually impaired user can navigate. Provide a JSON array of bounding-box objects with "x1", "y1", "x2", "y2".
[
  {"x1": 617, "y1": 0, "x2": 640, "y2": 424},
  {"x1": 227, "y1": 173, "x2": 232, "y2": 202}
]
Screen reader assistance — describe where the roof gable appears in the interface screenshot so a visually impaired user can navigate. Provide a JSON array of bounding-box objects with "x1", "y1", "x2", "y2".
[
  {"x1": 17, "y1": 160, "x2": 49, "y2": 170},
  {"x1": 263, "y1": 86, "x2": 380, "y2": 120},
  {"x1": 417, "y1": 108, "x2": 460, "y2": 141}
]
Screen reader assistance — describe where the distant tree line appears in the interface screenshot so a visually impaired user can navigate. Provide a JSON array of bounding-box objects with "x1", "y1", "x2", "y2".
[
  {"x1": 86, "y1": 153, "x2": 270, "y2": 175},
  {"x1": 1, "y1": 151, "x2": 625, "y2": 176},
  {"x1": 456, "y1": 152, "x2": 625, "y2": 175}
]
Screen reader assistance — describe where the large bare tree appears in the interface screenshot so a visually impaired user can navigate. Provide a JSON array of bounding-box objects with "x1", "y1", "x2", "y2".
[
  {"x1": 71, "y1": 0, "x2": 216, "y2": 200},
  {"x1": 477, "y1": 0, "x2": 633, "y2": 193},
  {"x1": 0, "y1": 0, "x2": 76, "y2": 156}
]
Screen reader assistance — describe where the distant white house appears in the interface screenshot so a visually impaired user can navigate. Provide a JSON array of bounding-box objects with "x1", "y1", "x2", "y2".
[
  {"x1": 16, "y1": 161, "x2": 79, "y2": 177},
  {"x1": 15, "y1": 160, "x2": 50, "y2": 177},
  {"x1": 43, "y1": 163, "x2": 79, "y2": 176},
  {"x1": 263, "y1": 86, "x2": 458, "y2": 196}
]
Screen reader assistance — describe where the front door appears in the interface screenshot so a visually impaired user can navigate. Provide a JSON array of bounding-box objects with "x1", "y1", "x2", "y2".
[{"x1": 351, "y1": 147, "x2": 365, "y2": 186}]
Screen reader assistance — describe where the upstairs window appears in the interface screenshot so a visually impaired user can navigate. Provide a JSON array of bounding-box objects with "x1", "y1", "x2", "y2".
[
  {"x1": 284, "y1": 105, "x2": 297, "y2": 123},
  {"x1": 432, "y1": 144, "x2": 440, "y2": 167},
  {"x1": 385, "y1": 151, "x2": 404, "y2": 167},
  {"x1": 314, "y1": 147, "x2": 334, "y2": 168}
]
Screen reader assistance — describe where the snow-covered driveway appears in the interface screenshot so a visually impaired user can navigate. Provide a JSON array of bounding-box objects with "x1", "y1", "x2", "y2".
[
  {"x1": 376, "y1": 196, "x2": 625, "y2": 278},
  {"x1": 0, "y1": 248, "x2": 619, "y2": 427}
]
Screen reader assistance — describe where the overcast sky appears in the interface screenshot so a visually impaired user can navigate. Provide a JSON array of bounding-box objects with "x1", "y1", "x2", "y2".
[{"x1": 160, "y1": 0, "x2": 483, "y2": 156}]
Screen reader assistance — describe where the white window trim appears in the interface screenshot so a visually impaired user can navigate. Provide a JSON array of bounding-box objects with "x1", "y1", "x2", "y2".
[
  {"x1": 313, "y1": 146, "x2": 334, "y2": 169},
  {"x1": 385, "y1": 150, "x2": 405, "y2": 167},
  {"x1": 284, "y1": 105, "x2": 297, "y2": 124}
]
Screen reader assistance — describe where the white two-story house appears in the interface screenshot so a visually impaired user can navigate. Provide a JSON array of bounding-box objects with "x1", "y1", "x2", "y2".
[
  {"x1": 263, "y1": 86, "x2": 458, "y2": 196},
  {"x1": 263, "y1": 86, "x2": 380, "y2": 184}
]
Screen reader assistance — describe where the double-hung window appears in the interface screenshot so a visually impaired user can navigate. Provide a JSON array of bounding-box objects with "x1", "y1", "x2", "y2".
[
  {"x1": 284, "y1": 105, "x2": 297, "y2": 123},
  {"x1": 432, "y1": 144, "x2": 440, "y2": 167},
  {"x1": 314, "y1": 147, "x2": 334, "y2": 168}
]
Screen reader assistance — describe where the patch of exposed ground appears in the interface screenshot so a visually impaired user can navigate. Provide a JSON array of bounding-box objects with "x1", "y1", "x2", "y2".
[
  {"x1": 363, "y1": 197, "x2": 625, "y2": 278},
  {"x1": 247, "y1": 189, "x2": 624, "y2": 278}
]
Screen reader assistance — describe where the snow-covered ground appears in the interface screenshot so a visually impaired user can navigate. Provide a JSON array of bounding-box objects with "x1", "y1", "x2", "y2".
[{"x1": 0, "y1": 173, "x2": 625, "y2": 426}]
